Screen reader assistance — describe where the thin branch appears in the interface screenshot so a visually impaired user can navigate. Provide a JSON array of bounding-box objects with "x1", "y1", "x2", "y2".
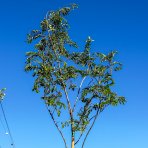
[
  {"x1": 89, "y1": 114, "x2": 97, "y2": 122},
  {"x1": 74, "y1": 98, "x2": 94, "y2": 138},
  {"x1": 63, "y1": 87, "x2": 72, "y2": 115},
  {"x1": 75, "y1": 78, "x2": 95, "y2": 144},
  {"x1": 45, "y1": 104, "x2": 68, "y2": 148},
  {"x1": 73, "y1": 76, "x2": 86, "y2": 112},
  {"x1": 52, "y1": 106, "x2": 56, "y2": 115},
  {"x1": 44, "y1": 81, "x2": 68, "y2": 148},
  {"x1": 75, "y1": 132, "x2": 83, "y2": 145},
  {"x1": 87, "y1": 78, "x2": 93, "y2": 86},
  {"x1": 76, "y1": 76, "x2": 102, "y2": 146},
  {"x1": 75, "y1": 111, "x2": 98, "y2": 145},
  {"x1": 82, "y1": 109, "x2": 100, "y2": 148}
]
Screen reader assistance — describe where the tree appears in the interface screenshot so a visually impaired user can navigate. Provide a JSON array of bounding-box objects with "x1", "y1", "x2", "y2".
[
  {"x1": 0, "y1": 88, "x2": 15, "y2": 148},
  {"x1": 0, "y1": 88, "x2": 6, "y2": 101},
  {"x1": 25, "y1": 4, "x2": 126, "y2": 148}
]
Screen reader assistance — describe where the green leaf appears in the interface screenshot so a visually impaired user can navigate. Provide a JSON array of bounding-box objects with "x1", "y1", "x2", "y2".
[{"x1": 57, "y1": 110, "x2": 61, "y2": 117}]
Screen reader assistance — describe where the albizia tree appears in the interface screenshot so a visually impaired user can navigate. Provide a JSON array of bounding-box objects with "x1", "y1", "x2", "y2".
[{"x1": 25, "y1": 4, "x2": 126, "y2": 148}]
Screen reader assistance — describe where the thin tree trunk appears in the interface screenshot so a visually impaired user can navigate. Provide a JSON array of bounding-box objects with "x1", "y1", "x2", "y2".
[
  {"x1": 71, "y1": 136, "x2": 75, "y2": 148},
  {"x1": 71, "y1": 114, "x2": 75, "y2": 148}
]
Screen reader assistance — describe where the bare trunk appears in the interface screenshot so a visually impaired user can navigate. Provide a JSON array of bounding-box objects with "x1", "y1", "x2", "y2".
[
  {"x1": 71, "y1": 121, "x2": 75, "y2": 148},
  {"x1": 71, "y1": 136, "x2": 75, "y2": 148}
]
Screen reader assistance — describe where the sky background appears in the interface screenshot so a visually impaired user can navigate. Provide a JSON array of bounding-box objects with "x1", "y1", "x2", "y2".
[{"x1": 0, "y1": 0, "x2": 148, "y2": 148}]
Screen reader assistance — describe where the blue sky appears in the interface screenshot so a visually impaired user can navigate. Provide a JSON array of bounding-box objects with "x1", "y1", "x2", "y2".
[{"x1": 0, "y1": 0, "x2": 148, "y2": 147}]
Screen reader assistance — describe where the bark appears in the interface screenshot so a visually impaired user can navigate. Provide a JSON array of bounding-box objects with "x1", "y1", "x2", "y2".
[
  {"x1": 71, "y1": 136, "x2": 75, "y2": 148},
  {"x1": 71, "y1": 114, "x2": 75, "y2": 148}
]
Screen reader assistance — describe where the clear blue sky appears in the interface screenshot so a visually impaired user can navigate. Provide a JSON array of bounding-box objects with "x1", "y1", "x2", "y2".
[{"x1": 0, "y1": 0, "x2": 148, "y2": 148}]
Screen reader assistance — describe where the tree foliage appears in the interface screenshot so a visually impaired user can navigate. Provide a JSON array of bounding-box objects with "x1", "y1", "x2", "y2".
[
  {"x1": 0, "y1": 88, "x2": 6, "y2": 101},
  {"x1": 25, "y1": 3, "x2": 126, "y2": 148}
]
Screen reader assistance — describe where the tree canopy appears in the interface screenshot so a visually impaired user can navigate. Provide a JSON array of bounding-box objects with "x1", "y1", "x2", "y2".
[{"x1": 25, "y1": 3, "x2": 126, "y2": 148}]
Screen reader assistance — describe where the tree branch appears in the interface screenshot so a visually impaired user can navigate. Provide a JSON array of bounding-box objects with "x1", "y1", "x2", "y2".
[
  {"x1": 73, "y1": 76, "x2": 86, "y2": 113},
  {"x1": 75, "y1": 110, "x2": 98, "y2": 145},
  {"x1": 45, "y1": 104, "x2": 68, "y2": 148},
  {"x1": 44, "y1": 84, "x2": 68, "y2": 148},
  {"x1": 75, "y1": 132, "x2": 83, "y2": 145},
  {"x1": 76, "y1": 76, "x2": 102, "y2": 146},
  {"x1": 63, "y1": 86, "x2": 72, "y2": 117},
  {"x1": 81, "y1": 109, "x2": 100, "y2": 148}
]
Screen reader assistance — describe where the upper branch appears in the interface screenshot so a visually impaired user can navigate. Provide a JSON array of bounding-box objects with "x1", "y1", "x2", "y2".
[{"x1": 72, "y1": 76, "x2": 86, "y2": 113}]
